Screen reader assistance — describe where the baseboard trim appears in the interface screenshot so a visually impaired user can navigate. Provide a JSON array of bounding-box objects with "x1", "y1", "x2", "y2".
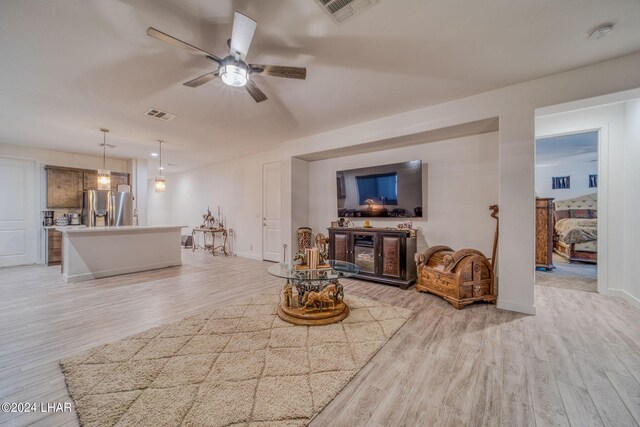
[
  {"x1": 497, "y1": 299, "x2": 536, "y2": 315},
  {"x1": 63, "y1": 261, "x2": 182, "y2": 283},
  {"x1": 234, "y1": 251, "x2": 262, "y2": 261},
  {"x1": 602, "y1": 288, "x2": 640, "y2": 309}
]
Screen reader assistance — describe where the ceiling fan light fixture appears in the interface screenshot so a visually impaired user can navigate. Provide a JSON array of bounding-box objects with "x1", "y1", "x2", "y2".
[{"x1": 220, "y1": 63, "x2": 249, "y2": 87}]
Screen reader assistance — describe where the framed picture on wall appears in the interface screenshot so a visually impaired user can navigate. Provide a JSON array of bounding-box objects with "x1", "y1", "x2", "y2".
[
  {"x1": 589, "y1": 174, "x2": 597, "y2": 188},
  {"x1": 552, "y1": 176, "x2": 570, "y2": 189}
]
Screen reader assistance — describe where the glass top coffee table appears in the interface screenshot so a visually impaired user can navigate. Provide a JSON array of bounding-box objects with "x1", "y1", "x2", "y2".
[{"x1": 267, "y1": 260, "x2": 360, "y2": 326}]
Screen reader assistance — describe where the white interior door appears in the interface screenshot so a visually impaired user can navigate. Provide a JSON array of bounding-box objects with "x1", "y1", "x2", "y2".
[
  {"x1": 0, "y1": 158, "x2": 36, "y2": 267},
  {"x1": 262, "y1": 162, "x2": 281, "y2": 262}
]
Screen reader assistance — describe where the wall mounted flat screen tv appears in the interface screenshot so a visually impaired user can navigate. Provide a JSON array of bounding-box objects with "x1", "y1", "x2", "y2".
[{"x1": 336, "y1": 160, "x2": 423, "y2": 218}]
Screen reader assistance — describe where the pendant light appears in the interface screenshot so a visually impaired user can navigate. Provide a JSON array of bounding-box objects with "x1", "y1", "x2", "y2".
[
  {"x1": 97, "y1": 128, "x2": 111, "y2": 190},
  {"x1": 154, "y1": 140, "x2": 166, "y2": 192}
]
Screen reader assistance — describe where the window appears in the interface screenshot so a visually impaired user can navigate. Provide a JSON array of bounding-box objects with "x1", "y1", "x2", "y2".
[
  {"x1": 589, "y1": 174, "x2": 597, "y2": 188},
  {"x1": 552, "y1": 176, "x2": 570, "y2": 189}
]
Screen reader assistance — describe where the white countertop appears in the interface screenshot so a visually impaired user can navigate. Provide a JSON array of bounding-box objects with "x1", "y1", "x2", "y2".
[{"x1": 55, "y1": 225, "x2": 187, "y2": 234}]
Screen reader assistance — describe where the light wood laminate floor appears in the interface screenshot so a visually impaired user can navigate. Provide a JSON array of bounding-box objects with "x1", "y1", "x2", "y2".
[{"x1": 1, "y1": 251, "x2": 640, "y2": 426}]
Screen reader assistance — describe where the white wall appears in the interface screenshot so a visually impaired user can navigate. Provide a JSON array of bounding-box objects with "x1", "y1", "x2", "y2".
[
  {"x1": 147, "y1": 178, "x2": 172, "y2": 225},
  {"x1": 535, "y1": 156, "x2": 597, "y2": 200},
  {"x1": 308, "y1": 133, "x2": 499, "y2": 256},
  {"x1": 623, "y1": 99, "x2": 640, "y2": 302},
  {"x1": 280, "y1": 52, "x2": 640, "y2": 315},
  {"x1": 290, "y1": 158, "x2": 310, "y2": 254},
  {"x1": 147, "y1": 150, "x2": 281, "y2": 260}
]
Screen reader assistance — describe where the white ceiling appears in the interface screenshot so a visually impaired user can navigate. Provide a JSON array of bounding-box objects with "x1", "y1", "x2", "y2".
[
  {"x1": 1, "y1": 0, "x2": 639, "y2": 173},
  {"x1": 536, "y1": 131, "x2": 598, "y2": 166}
]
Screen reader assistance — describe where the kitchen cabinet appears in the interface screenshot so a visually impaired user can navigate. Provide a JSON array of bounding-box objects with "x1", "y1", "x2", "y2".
[
  {"x1": 46, "y1": 167, "x2": 83, "y2": 208},
  {"x1": 47, "y1": 229, "x2": 62, "y2": 265},
  {"x1": 83, "y1": 170, "x2": 98, "y2": 190},
  {"x1": 83, "y1": 171, "x2": 129, "y2": 191},
  {"x1": 110, "y1": 172, "x2": 129, "y2": 192},
  {"x1": 47, "y1": 166, "x2": 130, "y2": 210}
]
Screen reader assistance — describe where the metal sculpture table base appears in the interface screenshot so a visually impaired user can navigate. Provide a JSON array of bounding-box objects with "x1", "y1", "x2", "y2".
[{"x1": 277, "y1": 279, "x2": 349, "y2": 326}]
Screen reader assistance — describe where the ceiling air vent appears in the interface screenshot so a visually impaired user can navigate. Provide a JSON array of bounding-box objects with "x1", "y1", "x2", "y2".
[
  {"x1": 145, "y1": 108, "x2": 176, "y2": 121},
  {"x1": 315, "y1": 0, "x2": 379, "y2": 23}
]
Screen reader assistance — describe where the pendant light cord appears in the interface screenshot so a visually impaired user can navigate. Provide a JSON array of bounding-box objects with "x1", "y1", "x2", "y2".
[
  {"x1": 102, "y1": 130, "x2": 106, "y2": 170},
  {"x1": 158, "y1": 140, "x2": 163, "y2": 176}
]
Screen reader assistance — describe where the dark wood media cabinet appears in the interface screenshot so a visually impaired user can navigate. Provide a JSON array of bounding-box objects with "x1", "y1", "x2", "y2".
[{"x1": 328, "y1": 227, "x2": 417, "y2": 289}]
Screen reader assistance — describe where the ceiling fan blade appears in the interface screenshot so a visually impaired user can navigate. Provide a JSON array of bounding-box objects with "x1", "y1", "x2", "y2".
[
  {"x1": 245, "y1": 80, "x2": 267, "y2": 103},
  {"x1": 147, "y1": 27, "x2": 221, "y2": 62},
  {"x1": 250, "y1": 64, "x2": 306, "y2": 80},
  {"x1": 183, "y1": 71, "x2": 218, "y2": 88},
  {"x1": 229, "y1": 11, "x2": 257, "y2": 60}
]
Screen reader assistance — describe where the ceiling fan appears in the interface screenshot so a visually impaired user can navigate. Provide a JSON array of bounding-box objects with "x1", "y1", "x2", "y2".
[{"x1": 147, "y1": 11, "x2": 306, "y2": 103}]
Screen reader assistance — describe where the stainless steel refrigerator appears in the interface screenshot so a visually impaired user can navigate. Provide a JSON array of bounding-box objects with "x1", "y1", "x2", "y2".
[{"x1": 83, "y1": 190, "x2": 133, "y2": 227}]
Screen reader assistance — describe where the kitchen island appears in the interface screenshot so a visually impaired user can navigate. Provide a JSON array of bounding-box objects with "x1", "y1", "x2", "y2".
[{"x1": 56, "y1": 225, "x2": 185, "y2": 283}]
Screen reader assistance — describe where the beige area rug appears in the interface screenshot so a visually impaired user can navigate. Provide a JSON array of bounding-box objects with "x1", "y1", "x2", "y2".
[{"x1": 60, "y1": 289, "x2": 412, "y2": 426}]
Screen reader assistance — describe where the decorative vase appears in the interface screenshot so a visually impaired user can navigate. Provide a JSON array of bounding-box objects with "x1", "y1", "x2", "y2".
[{"x1": 297, "y1": 227, "x2": 313, "y2": 253}]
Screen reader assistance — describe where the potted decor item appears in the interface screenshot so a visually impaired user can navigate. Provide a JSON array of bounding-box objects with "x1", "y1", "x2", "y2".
[{"x1": 293, "y1": 252, "x2": 306, "y2": 266}]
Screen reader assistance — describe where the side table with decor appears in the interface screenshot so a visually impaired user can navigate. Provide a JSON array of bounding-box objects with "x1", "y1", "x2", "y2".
[{"x1": 192, "y1": 227, "x2": 228, "y2": 256}]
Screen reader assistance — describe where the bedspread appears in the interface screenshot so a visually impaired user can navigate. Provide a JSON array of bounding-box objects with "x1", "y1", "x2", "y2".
[{"x1": 555, "y1": 218, "x2": 597, "y2": 244}]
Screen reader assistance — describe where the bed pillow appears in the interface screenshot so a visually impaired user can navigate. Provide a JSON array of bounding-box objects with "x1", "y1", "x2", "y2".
[
  {"x1": 570, "y1": 209, "x2": 596, "y2": 219},
  {"x1": 554, "y1": 210, "x2": 571, "y2": 222}
]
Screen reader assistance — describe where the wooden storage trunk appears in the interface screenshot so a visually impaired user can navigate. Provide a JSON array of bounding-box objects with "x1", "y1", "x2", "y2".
[{"x1": 415, "y1": 246, "x2": 496, "y2": 309}]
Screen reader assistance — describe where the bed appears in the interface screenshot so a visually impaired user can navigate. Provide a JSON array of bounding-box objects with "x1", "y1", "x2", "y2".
[{"x1": 553, "y1": 193, "x2": 597, "y2": 263}]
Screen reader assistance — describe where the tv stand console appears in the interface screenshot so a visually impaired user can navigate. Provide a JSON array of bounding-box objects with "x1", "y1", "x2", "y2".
[{"x1": 328, "y1": 227, "x2": 417, "y2": 289}]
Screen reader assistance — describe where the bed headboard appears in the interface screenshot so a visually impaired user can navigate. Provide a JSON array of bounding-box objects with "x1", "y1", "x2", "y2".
[{"x1": 554, "y1": 193, "x2": 598, "y2": 211}]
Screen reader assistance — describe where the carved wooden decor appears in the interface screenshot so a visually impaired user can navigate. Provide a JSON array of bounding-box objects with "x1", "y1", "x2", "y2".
[
  {"x1": 553, "y1": 240, "x2": 597, "y2": 263},
  {"x1": 536, "y1": 198, "x2": 555, "y2": 270},
  {"x1": 297, "y1": 227, "x2": 313, "y2": 253},
  {"x1": 415, "y1": 246, "x2": 496, "y2": 309},
  {"x1": 278, "y1": 283, "x2": 349, "y2": 326},
  {"x1": 382, "y1": 236, "x2": 400, "y2": 277},
  {"x1": 333, "y1": 233, "x2": 349, "y2": 261}
]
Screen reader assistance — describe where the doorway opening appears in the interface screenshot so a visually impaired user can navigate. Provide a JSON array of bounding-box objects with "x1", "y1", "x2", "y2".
[
  {"x1": 534, "y1": 131, "x2": 598, "y2": 292},
  {"x1": 535, "y1": 91, "x2": 640, "y2": 300}
]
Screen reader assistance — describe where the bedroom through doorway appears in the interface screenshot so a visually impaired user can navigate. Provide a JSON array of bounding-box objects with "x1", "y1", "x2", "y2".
[{"x1": 534, "y1": 131, "x2": 598, "y2": 292}]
